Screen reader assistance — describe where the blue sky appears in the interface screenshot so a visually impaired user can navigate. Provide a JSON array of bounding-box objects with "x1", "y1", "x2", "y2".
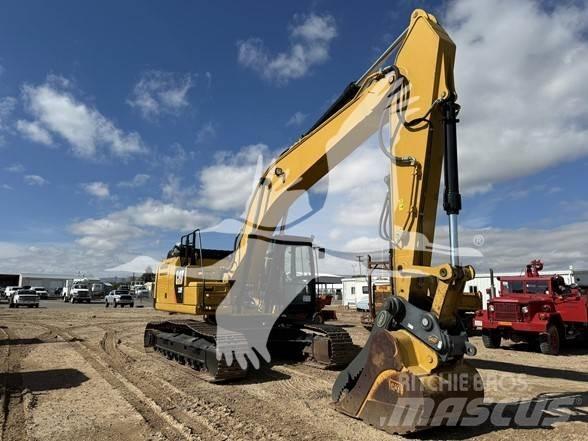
[{"x1": 1, "y1": 0, "x2": 588, "y2": 275}]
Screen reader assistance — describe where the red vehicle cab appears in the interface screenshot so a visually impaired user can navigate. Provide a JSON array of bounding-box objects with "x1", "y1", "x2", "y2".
[{"x1": 478, "y1": 260, "x2": 588, "y2": 355}]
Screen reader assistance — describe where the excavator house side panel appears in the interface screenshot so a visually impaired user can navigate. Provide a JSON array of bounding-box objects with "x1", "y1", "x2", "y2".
[{"x1": 154, "y1": 259, "x2": 229, "y2": 315}]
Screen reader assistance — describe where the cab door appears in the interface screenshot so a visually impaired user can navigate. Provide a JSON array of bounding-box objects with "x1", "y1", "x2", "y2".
[{"x1": 554, "y1": 286, "x2": 588, "y2": 324}]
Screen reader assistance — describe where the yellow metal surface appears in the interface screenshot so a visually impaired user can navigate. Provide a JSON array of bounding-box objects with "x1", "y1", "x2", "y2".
[
  {"x1": 390, "y1": 9, "x2": 456, "y2": 301},
  {"x1": 154, "y1": 256, "x2": 230, "y2": 315},
  {"x1": 393, "y1": 329, "x2": 438, "y2": 375}
]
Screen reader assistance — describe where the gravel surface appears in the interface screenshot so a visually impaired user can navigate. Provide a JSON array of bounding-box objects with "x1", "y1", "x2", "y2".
[{"x1": 0, "y1": 301, "x2": 586, "y2": 440}]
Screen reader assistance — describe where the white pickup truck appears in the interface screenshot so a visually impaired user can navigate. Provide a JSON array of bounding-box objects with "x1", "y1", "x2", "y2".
[
  {"x1": 105, "y1": 289, "x2": 134, "y2": 308},
  {"x1": 9, "y1": 287, "x2": 40, "y2": 308},
  {"x1": 64, "y1": 283, "x2": 92, "y2": 304}
]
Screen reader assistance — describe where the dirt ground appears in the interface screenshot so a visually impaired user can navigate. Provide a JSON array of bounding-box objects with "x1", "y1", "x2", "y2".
[{"x1": 0, "y1": 301, "x2": 586, "y2": 441}]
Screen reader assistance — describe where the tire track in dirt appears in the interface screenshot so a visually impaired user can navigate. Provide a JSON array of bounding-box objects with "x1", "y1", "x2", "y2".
[
  {"x1": 7, "y1": 317, "x2": 387, "y2": 441},
  {"x1": 113, "y1": 333, "x2": 369, "y2": 441},
  {"x1": 43, "y1": 322, "x2": 287, "y2": 441},
  {"x1": 0, "y1": 326, "x2": 48, "y2": 441},
  {"x1": 98, "y1": 328, "x2": 288, "y2": 441},
  {"x1": 122, "y1": 330, "x2": 395, "y2": 441},
  {"x1": 17, "y1": 322, "x2": 196, "y2": 441}
]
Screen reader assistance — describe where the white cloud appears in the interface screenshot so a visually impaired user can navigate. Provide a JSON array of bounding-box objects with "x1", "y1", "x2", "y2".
[
  {"x1": 21, "y1": 75, "x2": 144, "y2": 157},
  {"x1": 128, "y1": 70, "x2": 193, "y2": 119},
  {"x1": 70, "y1": 199, "x2": 217, "y2": 252},
  {"x1": 0, "y1": 240, "x2": 161, "y2": 275},
  {"x1": 198, "y1": 143, "x2": 269, "y2": 212},
  {"x1": 82, "y1": 181, "x2": 110, "y2": 199},
  {"x1": 16, "y1": 119, "x2": 53, "y2": 145},
  {"x1": 122, "y1": 199, "x2": 216, "y2": 230},
  {"x1": 286, "y1": 111, "x2": 307, "y2": 126},
  {"x1": 161, "y1": 175, "x2": 184, "y2": 203},
  {"x1": 24, "y1": 174, "x2": 48, "y2": 186},
  {"x1": 446, "y1": 0, "x2": 588, "y2": 190},
  {"x1": 105, "y1": 255, "x2": 161, "y2": 273},
  {"x1": 5, "y1": 163, "x2": 24, "y2": 173},
  {"x1": 0, "y1": 96, "x2": 16, "y2": 144},
  {"x1": 237, "y1": 13, "x2": 337, "y2": 83},
  {"x1": 195, "y1": 122, "x2": 217, "y2": 144},
  {"x1": 160, "y1": 143, "x2": 192, "y2": 170},
  {"x1": 435, "y1": 221, "x2": 588, "y2": 272},
  {"x1": 1, "y1": 184, "x2": 13, "y2": 190},
  {"x1": 0, "y1": 96, "x2": 16, "y2": 129},
  {"x1": 118, "y1": 173, "x2": 150, "y2": 188},
  {"x1": 72, "y1": 217, "x2": 144, "y2": 251}
]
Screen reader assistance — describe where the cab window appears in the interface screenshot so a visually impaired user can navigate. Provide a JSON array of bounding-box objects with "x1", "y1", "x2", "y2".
[
  {"x1": 525, "y1": 281, "x2": 549, "y2": 294},
  {"x1": 502, "y1": 280, "x2": 524, "y2": 293}
]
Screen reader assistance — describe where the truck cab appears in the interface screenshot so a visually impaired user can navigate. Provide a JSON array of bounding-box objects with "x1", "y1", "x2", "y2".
[
  {"x1": 9, "y1": 287, "x2": 40, "y2": 308},
  {"x1": 479, "y1": 260, "x2": 588, "y2": 354},
  {"x1": 65, "y1": 283, "x2": 92, "y2": 304}
]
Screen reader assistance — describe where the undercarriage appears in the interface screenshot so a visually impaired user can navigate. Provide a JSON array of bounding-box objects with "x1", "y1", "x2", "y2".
[{"x1": 144, "y1": 318, "x2": 356, "y2": 382}]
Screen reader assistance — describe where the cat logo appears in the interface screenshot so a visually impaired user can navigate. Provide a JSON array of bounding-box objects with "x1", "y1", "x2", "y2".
[
  {"x1": 388, "y1": 379, "x2": 404, "y2": 395},
  {"x1": 175, "y1": 268, "x2": 186, "y2": 285}
]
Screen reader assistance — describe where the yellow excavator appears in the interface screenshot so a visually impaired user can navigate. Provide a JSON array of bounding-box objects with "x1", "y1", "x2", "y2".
[{"x1": 145, "y1": 9, "x2": 484, "y2": 434}]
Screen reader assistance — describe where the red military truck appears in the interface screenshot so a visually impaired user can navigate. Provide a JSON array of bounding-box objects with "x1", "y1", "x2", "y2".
[{"x1": 477, "y1": 260, "x2": 588, "y2": 355}]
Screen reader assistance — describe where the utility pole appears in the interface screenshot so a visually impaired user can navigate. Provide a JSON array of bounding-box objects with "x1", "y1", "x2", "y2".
[{"x1": 356, "y1": 255, "x2": 364, "y2": 276}]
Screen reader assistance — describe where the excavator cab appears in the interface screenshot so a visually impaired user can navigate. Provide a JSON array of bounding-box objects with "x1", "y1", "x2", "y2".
[{"x1": 259, "y1": 235, "x2": 318, "y2": 321}]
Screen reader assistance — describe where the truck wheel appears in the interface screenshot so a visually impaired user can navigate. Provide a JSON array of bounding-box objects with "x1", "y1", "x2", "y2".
[
  {"x1": 9, "y1": 303, "x2": 14, "y2": 309},
  {"x1": 113, "y1": 301, "x2": 117, "y2": 308},
  {"x1": 130, "y1": 303, "x2": 134, "y2": 308},
  {"x1": 540, "y1": 325, "x2": 560, "y2": 355},
  {"x1": 482, "y1": 332, "x2": 501, "y2": 349},
  {"x1": 312, "y1": 312, "x2": 324, "y2": 324},
  {"x1": 34, "y1": 304, "x2": 39, "y2": 308},
  {"x1": 105, "y1": 300, "x2": 109, "y2": 308}
]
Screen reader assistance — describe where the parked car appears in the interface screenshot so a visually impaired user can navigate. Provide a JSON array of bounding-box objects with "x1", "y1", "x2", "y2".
[
  {"x1": 64, "y1": 283, "x2": 92, "y2": 304},
  {"x1": 4, "y1": 286, "x2": 22, "y2": 302},
  {"x1": 9, "y1": 287, "x2": 40, "y2": 308},
  {"x1": 31, "y1": 286, "x2": 48, "y2": 300},
  {"x1": 105, "y1": 289, "x2": 134, "y2": 308},
  {"x1": 133, "y1": 286, "x2": 150, "y2": 299},
  {"x1": 90, "y1": 282, "x2": 106, "y2": 300}
]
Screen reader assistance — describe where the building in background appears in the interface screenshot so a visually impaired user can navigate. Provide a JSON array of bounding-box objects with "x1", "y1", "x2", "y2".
[
  {"x1": 0, "y1": 273, "x2": 77, "y2": 294},
  {"x1": 341, "y1": 276, "x2": 389, "y2": 308},
  {"x1": 314, "y1": 274, "x2": 342, "y2": 298}
]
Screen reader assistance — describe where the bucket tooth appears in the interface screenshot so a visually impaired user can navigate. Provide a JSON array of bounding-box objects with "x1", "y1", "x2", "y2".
[{"x1": 332, "y1": 327, "x2": 483, "y2": 434}]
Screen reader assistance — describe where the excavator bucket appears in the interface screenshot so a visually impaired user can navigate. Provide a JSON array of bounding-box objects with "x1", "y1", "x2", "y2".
[{"x1": 332, "y1": 327, "x2": 483, "y2": 434}]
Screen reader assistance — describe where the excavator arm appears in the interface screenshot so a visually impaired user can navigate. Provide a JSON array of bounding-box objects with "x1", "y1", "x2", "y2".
[{"x1": 331, "y1": 10, "x2": 483, "y2": 434}]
